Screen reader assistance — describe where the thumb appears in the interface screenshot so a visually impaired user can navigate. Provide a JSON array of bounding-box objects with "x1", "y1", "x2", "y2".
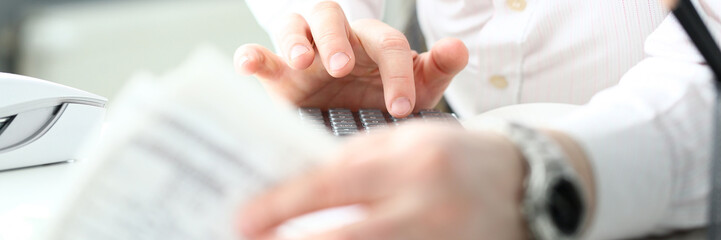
[
  {"x1": 234, "y1": 44, "x2": 288, "y2": 81},
  {"x1": 418, "y1": 38, "x2": 469, "y2": 87}
]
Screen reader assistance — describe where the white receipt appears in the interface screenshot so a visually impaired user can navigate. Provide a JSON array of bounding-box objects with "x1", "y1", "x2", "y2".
[{"x1": 40, "y1": 48, "x2": 363, "y2": 240}]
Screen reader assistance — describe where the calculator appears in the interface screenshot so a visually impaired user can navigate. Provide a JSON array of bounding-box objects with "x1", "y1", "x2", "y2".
[{"x1": 298, "y1": 108, "x2": 460, "y2": 136}]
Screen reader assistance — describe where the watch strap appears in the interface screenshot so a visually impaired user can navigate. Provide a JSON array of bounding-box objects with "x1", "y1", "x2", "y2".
[{"x1": 504, "y1": 122, "x2": 586, "y2": 240}]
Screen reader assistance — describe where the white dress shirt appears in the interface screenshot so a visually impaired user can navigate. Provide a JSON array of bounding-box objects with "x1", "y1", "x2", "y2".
[{"x1": 245, "y1": 0, "x2": 719, "y2": 239}]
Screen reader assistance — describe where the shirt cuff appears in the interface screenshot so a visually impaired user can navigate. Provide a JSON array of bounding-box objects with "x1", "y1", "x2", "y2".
[{"x1": 548, "y1": 105, "x2": 674, "y2": 239}]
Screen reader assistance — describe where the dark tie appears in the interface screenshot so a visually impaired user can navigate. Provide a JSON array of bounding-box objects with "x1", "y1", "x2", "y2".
[{"x1": 669, "y1": 0, "x2": 721, "y2": 239}]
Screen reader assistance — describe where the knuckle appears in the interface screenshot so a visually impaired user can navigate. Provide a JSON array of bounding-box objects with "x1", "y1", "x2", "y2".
[
  {"x1": 279, "y1": 13, "x2": 304, "y2": 29},
  {"x1": 350, "y1": 18, "x2": 381, "y2": 29},
  {"x1": 416, "y1": 149, "x2": 454, "y2": 178},
  {"x1": 313, "y1": 1, "x2": 342, "y2": 13},
  {"x1": 310, "y1": 1, "x2": 344, "y2": 23},
  {"x1": 280, "y1": 35, "x2": 307, "y2": 50},
  {"x1": 313, "y1": 29, "x2": 347, "y2": 46},
  {"x1": 378, "y1": 32, "x2": 410, "y2": 52},
  {"x1": 275, "y1": 16, "x2": 309, "y2": 44},
  {"x1": 384, "y1": 75, "x2": 412, "y2": 85}
]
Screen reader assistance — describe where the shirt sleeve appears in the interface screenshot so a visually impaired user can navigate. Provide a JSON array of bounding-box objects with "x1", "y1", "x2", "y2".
[
  {"x1": 244, "y1": 0, "x2": 385, "y2": 44},
  {"x1": 549, "y1": 2, "x2": 720, "y2": 239}
]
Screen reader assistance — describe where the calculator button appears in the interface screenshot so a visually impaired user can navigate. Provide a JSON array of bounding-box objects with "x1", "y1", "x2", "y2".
[
  {"x1": 331, "y1": 119, "x2": 356, "y2": 124},
  {"x1": 363, "y1": 122, "x2": 387, "y2": 128},
  {"x1": 330, "y1": 115, "x2": 354, "y2": 120},
  {"x1": 332, "y1": 121, "x2": 355, "y2": 127},
  {"x1": 334, "y1": 129, "x2": 358, "y2": 133},
  {"x1": 334, "y1": 129, "x2": 355, "y2": 133},
  {"x1": 299, "y1": 108, "x2": 459, "y2": 137},
  {"x1": 334, "y1": 132, "x2": 356, "y2": 137},
  {"x1": 359, "y1": 109, "x2": 382, "y2": 114},
  {"x1": 419, "y1": 111, "x2": 442, "y2": 116},
  {"x1": 331, "y1": 119, "x2": 357, "y2": 125},
  {"x1": 361, "y1": 115, "x2": 387, "y2": 121},
  {"x1": 360, "y1": 115, "x2": 386, "y2": 121},
  {"x1": 363, "y1": 122, "x2": 387, "y2": 127},
  {"x1": 329, "y1": 108, "x2": 352, "y2": 113},
  {"x1": 330, "y1": 114, "x2": 353, "y2": 118},
  {"x1": 364, "y1": 125, "x2": 389, "y2": 131},
  {"x1": 360, "y1": 113, "x2": 385, "y2": 118},
  {"x1": 334, "y1": 131, "x2": 358, "y2": 137},
  {"x1": 360, "y1": 113, "x2": 384, "y2": 119},
  {"x1": 361, "y1": 115, "x2": 385, "y2": 121},
  {"x1": 333, "y1": 127, "x2": 358, "y2": 132},
  {"x1": 419, "y1": 109, "x2": 440, "y2": 114},
  {"x1": 330, "y1": 112, "x2": 353, "y2": 117},
  {"x1": 391, "y1": 113, "x2": 415, "y2": 121},
  {"x1": 299, "y1": 108, "x2": 322, "y2": 114},
  {"x1": 361, "y1": 119, "x2": 387, "y2": 125},
  {"x1": 331, "y1": 123, "x2": 358, "y2": 129},
  {"x1": 358, "y1": 113, "x2": 385, "y2": 117},
  {"x1": 420, "y1": 112, "x2": 444, "y2": 119}
]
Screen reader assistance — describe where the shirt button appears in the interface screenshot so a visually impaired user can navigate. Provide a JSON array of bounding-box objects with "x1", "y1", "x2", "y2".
[
  {"x1": 506, "y1": 0, "x2": 527, "y2": 11},
  {"x1": 489, "y1": 75, "x2": 509, "y2": 89}
]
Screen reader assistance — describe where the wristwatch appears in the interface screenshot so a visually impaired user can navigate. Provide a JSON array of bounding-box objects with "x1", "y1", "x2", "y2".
[{"x1": 504, "y1": 122, "x2": 587, "y2": 240}]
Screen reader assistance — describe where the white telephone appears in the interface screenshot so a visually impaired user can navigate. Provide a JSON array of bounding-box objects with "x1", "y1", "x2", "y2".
[{"x1": 0, "y1": 73, "x2": 106, "y2": 171}]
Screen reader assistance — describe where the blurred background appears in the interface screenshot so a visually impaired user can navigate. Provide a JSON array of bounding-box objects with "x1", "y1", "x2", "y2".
[{"x1": 0, "y1": 0, "x2": 421, "y2": 101}]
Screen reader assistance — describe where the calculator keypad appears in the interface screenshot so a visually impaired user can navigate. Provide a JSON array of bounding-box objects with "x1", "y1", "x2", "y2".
[{"x1": 299, "y1": 108, "x2": 459, "y2": 136}]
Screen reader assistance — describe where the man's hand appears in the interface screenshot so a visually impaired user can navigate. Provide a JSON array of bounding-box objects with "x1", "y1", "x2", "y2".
[
  {"x1": 238, "y1": 123, "x2": 529, "y2": 239},
  {"x1": 234, "y1": 1, "x2": 469, "y2": 117}
]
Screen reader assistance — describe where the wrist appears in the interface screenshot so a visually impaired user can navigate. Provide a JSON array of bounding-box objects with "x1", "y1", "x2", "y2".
[
  {"x1": 470, "y1": 130, "x2": 530, "y2": 238},
  {"x1": 501, "y1": 124, "x2": 593, "y2": 239},
  {"x1": 541, "y1": 129, "x2": 596, "y2": 234}
]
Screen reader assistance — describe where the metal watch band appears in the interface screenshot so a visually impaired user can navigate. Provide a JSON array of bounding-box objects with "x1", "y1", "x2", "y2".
[{"x1": 504, "y1": 122, "x2": 587, "y2": 240}]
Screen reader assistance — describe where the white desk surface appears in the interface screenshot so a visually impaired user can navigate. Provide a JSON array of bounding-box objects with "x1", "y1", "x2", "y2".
[{"x1": 0, "y1": 162, "x2": 76, "y2": 240}]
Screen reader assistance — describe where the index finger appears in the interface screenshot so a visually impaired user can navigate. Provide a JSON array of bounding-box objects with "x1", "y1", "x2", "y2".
[
  {"x1": 307, "y1": 1, "x2": 356, "y2": 78},
  {"x1": 351, "y1": 19, "x2": 416, "y2": 117}
]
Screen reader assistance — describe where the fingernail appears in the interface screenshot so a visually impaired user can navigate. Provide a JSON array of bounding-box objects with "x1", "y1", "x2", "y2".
[
  {"x1": 329, "y1": 52, "x2": 350, "y2": 72},
  {"x1": 290, "y1": 45, "x2": 310, "y2": 60},
  {"x1": 391, "y1": 97, "x2": 412, "y2": 116},
  {"x1": 236, "y1": 55, "x2": 250, "y2": 66}
]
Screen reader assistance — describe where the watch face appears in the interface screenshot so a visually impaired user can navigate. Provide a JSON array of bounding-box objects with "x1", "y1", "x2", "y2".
[{"x1": 549, "y1": 178, "x2": 584, "y2": 235}]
